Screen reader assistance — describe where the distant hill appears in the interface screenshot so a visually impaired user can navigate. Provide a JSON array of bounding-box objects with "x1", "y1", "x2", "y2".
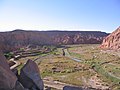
[
  {"x1": 100, "y1": 26, "x2": 120, "y2": 50},
  {"x1": 0, "y1": 30, "x2": 108, "y2": 52}
]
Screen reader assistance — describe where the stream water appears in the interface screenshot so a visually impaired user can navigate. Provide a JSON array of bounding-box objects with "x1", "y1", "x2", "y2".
[{"x1": 71, "y1": 58, "x2": 82, "y2": 62}]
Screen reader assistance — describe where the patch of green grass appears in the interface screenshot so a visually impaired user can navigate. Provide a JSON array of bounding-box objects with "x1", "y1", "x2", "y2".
[
  {"x1": 69, "y1": 51, "x2": 81, "y2": 59},
  {"x1": 4, "y1": 52, "x2": 14, "y2": 59},
  {"x1": 17, "y1": 64, "x2": 24, "y2": 74},
  {"x1": 39, "y1": 54, "x2": 94, "y2": 86},
  {"x1": 53, "y1": 70, "x2": 95, "y2": 86},
  {"x1": 67, "y1": 44, "x2": 120, "y2": 88},
  {"x1": 93, "y1": 63, "x2": 120, "y2": 84}
]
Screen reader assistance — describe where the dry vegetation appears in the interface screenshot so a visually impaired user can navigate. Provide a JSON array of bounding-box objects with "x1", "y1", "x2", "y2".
[{"x1": 16, "y1": 44, "x2": 120, "y2": 90}]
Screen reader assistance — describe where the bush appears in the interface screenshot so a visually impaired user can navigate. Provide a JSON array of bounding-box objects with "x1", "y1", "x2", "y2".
[{"x1": 4, "y1": 52, "x2": 14, "y2": 59}]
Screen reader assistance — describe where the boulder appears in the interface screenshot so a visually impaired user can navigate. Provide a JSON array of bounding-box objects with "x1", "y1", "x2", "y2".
[
  {"x1": 0, "y1": 52, "x2": 17, "y2": 90},
  {"x1": 63, "y1": 86, "x2": 83, "y2": 90},
  {"x1": 19, "y1": 60, "x2": 44, "y2": 90},
  {"x1": 15, "y1": 81, "x2": 29, "y2": 90},
  {"x1": 11, "y1": 68, "x2": 18, "y2": 76}
]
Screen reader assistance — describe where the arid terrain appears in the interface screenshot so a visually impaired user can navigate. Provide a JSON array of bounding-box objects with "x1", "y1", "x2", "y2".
[
  {"x1": 1, "y1": 27, "x2": 120, "y2": 90},
  {"x1": 0, "y1": 0, "x2": 119, "y2": 89},
  {"x1": 14, "y1": 44, "x2": 120, "y2": 90},
  {"x1": 0, "y1": 30, "x2": 108, "y2": 52}
]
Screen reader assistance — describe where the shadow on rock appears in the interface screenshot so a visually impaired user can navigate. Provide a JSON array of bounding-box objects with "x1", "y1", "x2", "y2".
[
  {"x1": 19, "y1": 59, "x2": 44, "y2": 90},
  {"x1": 63, "y1": 86, "x2": 84, "y2": 90}
]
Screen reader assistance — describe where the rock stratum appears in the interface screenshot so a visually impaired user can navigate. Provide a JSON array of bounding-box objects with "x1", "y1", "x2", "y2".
[
  {"x1": 0, "y1": 29, "x2": 108, "y2": 52},
  {"x1": 100, "y1": 26, "x2": 120, "y2": 50}
]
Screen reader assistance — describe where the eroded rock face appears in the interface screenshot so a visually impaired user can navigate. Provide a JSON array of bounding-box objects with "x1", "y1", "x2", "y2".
[
  {"x1": 0, "y1": 30, "x2": 108, "y2": 52},
  {"x1": 100, "y1": 26, "x2": 120, "y2": 50},
  {"x1": 19, "y1": 60, "x2": 44, "y2": 90},
  {"x1": 0, "y1": 52, "x2": 17, "y2": 90}
]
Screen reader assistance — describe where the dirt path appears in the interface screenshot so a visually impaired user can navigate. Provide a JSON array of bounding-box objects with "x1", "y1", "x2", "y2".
[
  {"x1": 63, "y1": 49, "x2": 82, "y2": 62},
  {"x1": 43, "y1": 79, "x2": 70, "y2": 90},
  {"x1": 88, "y1": 75, "x2": 109, "y2": 90},
  {"x1": 9, "y1": 58, "x2": 21, "y2": 69}
]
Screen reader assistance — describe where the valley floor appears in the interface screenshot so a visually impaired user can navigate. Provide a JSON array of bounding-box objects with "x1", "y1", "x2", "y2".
[{"x1": 16, "y1": 44, "x2": 120, "y2": 90}]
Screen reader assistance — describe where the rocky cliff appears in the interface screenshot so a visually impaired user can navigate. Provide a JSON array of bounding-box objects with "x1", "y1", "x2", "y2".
[
  {"x1": 0, "y1": 29, "x2": 108, "y2": 52},
  {"x1": 100, "y1": 26, "x2": 120, "y2": 50}
]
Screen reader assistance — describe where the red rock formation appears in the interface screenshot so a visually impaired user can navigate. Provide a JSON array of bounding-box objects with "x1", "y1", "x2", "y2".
[
  {"x1": 0, "y1": 30, "x2": 108, "y2": 52},
  {"x1": 100, "y1": 26, "x2": 120, "y2": 50}
]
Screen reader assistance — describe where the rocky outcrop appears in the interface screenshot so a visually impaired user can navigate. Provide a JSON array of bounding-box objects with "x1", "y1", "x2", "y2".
[
  {"x1": 63, "y1": 86, "x2": 83, "y2": 90},
  {"x1": 0, "y1": 30, "x2": 108, "y2": 52},
  {"x1": 0, "y1": 51, "x2": 17, "y2": 90},
  {"x1": 100, "y1": 26, "x2": 120, "y2": 50},
  {"x1": 0, "y1": 51, "x2": 44, "y2": 90},
  {"x1": 19, "y1": 60, "x2": 44, "y2": 90}
]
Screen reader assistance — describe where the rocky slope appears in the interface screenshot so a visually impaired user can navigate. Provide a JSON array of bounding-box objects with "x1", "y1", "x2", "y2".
[
  {"x1": 0, "y1": 29, "x2": 108, "y2": 52},
  {"x1": 0, "y1": 51, "x2": 89, "y2": 90},
  {"x1": 100, "y1": 26, "x2": 120, "y2": 50},
  {"x1": 0, "y1": 52, "x2": 17, "y2": 90},
  {"x1": 0, "y1": 51, "x2": 44, "y2": 90}
]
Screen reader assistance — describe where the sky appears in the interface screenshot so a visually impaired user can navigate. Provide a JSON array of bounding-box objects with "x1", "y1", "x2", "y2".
[{"x1": 0, "y1": 0, "x2": 120, "y2": 33}]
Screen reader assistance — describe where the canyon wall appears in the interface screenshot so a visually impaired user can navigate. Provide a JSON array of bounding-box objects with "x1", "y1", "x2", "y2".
[
  {"x1": 0, "y1": 29, "x2": 108, "y2": 52},
  {"x1": 100, "y1": 27, "x2": 120, "y2": 50}
]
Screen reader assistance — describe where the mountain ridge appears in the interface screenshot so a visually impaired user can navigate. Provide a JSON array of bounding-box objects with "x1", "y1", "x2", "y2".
[{"x1": 0, "y1": 29, "x2": 109, "y2": 52}]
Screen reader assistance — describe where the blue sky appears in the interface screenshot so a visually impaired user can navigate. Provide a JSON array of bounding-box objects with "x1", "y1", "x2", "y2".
[{"x1": 0, "y1": 0, "x2": 120, "y2": 33}]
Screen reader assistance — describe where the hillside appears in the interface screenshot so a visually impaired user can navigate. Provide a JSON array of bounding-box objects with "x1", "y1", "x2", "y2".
[
  {"x1": 100, "y1": 26, "x2": 120, "y2": 50},
  {"x1": 0, "y1": 29, "x2": 108, "y2": 52}
]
